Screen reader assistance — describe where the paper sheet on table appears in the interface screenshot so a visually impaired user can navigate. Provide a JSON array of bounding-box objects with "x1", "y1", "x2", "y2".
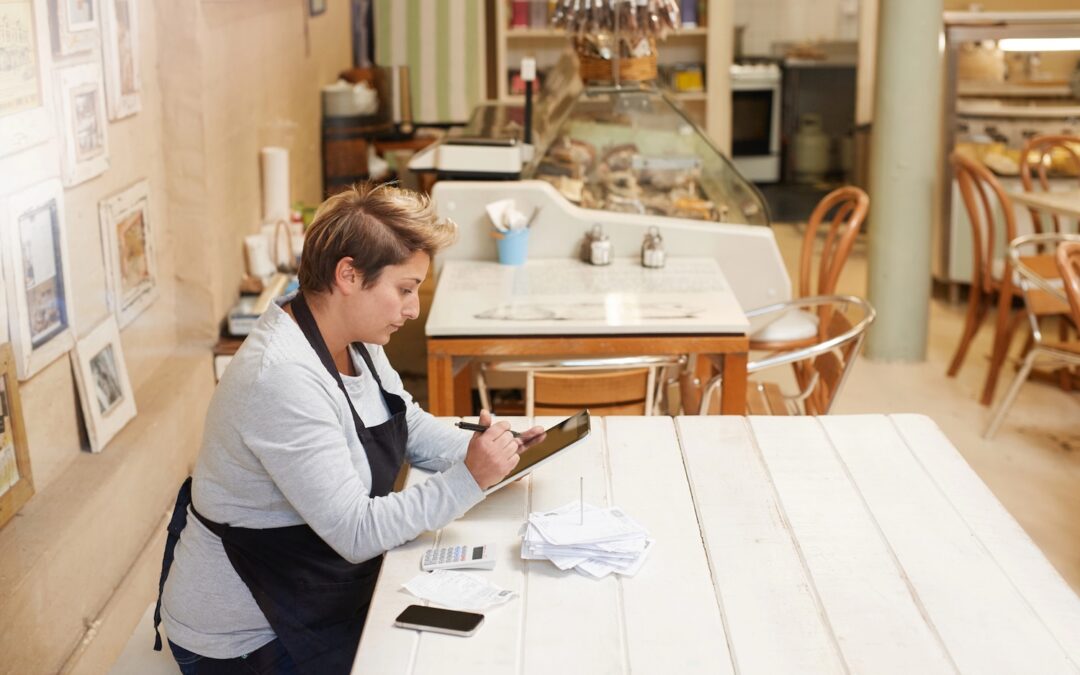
[
  {"x1": 520, "y1": 501, "x2": 654, "y2": 578},
  {"x1": 402, "y1": 570, "x2": 516, "y2": 611}
]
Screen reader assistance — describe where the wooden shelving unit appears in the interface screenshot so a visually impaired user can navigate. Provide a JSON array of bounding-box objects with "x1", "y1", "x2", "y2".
[{"x1": 492, "y1": 0, "x2": 730, "y2": 147}]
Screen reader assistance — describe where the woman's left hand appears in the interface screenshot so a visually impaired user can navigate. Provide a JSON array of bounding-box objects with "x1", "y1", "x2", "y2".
[{"x1": 516, "y1": 426, "x2": 546, "y2": 452}]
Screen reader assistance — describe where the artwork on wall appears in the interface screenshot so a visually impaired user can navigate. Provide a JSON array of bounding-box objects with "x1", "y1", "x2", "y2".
[
  {"x1": 2, "y1": 178, "x2": 75, "y2": 381},
  {"x1": 0, "y1": 344, "x2": 33, "y2": 529},
  {"x1": 99, "y1": 180, "x2": 156, "y2": 327},
  {"x1": 48, "y1": 0, "x2": 99, "y2": 56},
  {"x1": 309, "y1": 0, "x2": 326, "y2": 16},
  {"x1": 0, "y1": 0, "x2": 53, "y2": 157},
  {"x1": 55, "y1": 60, "x2": 109, "y2": 187},
  {"x1": 71, "y1": 316, "x2": 135, "y2": 452},
  {"x1": 100, "y1": 0, "x2": 139, "y2": 119}
]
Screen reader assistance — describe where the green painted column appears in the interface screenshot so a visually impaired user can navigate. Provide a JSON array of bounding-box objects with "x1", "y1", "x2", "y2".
[{"x1": 866, "y1": 0, "x2": 943, "y2": 360}]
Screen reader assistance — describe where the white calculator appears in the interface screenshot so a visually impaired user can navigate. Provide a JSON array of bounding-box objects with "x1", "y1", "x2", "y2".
[{"x1": 421, "y1": 544, "x2": 496, "y2": 571}]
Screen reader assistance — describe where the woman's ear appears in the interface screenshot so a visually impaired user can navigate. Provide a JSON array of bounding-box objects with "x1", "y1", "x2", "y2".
[{"x1": 332, "y1": 257, "x2": 361, "y2": 294}]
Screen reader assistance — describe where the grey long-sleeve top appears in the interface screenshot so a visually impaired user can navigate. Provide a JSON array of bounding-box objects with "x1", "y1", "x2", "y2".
[{"x1": 160, "y1": 294, "x2": 481, "y2": 658}]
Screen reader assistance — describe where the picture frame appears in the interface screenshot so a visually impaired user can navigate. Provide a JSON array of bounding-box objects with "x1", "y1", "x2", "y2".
[
  {"x1": 2, "y1": 178, "x2": 75, "y2": 381},
  {"x1": 99, "y1": 179, "x2": 157, "y2": 328},
  {"x1": 54, "y1": 60, "x2": 109, "y2": 187},
  {"x1": 0, "y1": 344, "x2": 33, "y2": 529},
  {"x1": 309, "y1": 0, "x2": 326, "y2": 16},
  {"x1": 99, "y1": 0, "x2": 139, "y2": 120},
  {"x1": 0, "y1": 0, "x2": 54, "y2": 157},
  {"x1": 48, "y1": 0, "x2": 99, "y2": 56},
  {"x1": 71, "y1": 316, "x2": 135, "y2": 452}
]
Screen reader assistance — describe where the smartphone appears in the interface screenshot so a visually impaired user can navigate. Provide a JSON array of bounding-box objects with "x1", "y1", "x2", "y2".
[{"x1": 393, "y1": 605, "x2": 485, "y2": 637}]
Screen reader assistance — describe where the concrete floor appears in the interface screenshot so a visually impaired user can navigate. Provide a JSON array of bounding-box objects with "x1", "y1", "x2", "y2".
[{"x1": 769, "y1": 222, "x2": 1080, "y2": 594}]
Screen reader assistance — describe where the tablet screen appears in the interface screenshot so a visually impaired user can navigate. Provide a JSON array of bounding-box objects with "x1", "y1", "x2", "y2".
[{"x1": 484, "y1": 410, "x2": 591, "y2": 495}]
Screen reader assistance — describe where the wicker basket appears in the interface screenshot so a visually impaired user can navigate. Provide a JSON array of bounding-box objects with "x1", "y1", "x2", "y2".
[{"x1": 576, "y1": 38, "x2": 658, "y2": 84}]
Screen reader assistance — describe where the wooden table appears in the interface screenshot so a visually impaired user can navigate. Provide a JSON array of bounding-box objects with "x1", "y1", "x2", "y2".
[
  {"x1": 1009, "y1": 188, "x2": 1080, "y2": 221},
  {"x1": 352, "y1": 415, "x2": 1080, "y2": 674},
  {"x1": 425, "y1": 258, "x2": 751, "y2": 415}
]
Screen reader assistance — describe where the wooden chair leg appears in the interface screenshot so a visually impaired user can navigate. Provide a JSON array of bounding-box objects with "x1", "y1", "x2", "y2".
[
  {"x1": 982, "y1": 305, "x2": 1025, "y2": 406},
  {"x1": 981, "y1": 278, "x2": 1017, "y2": 406},
  {"x1": 947, "y1": 286, "x2": 985, "y2": 377},
  {"x1": 1058, "y1": 318, "x2": 1072, "y2": 392}
]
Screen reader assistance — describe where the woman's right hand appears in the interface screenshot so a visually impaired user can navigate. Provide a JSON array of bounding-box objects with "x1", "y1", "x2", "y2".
[{"x1": 464, "y1": 409, "x2": 521, "y2": 490}]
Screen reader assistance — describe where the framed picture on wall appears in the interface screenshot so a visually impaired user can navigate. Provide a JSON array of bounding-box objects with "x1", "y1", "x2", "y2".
[
  {"x1": 0, "y1": 0, "x2": 54, "y2": 157},
  {"x1": 2, "y1": 178, "x2": 75, "y2": 381},
  {"x1": 55, "y1": 60, "x2": 109, "y2": 187},
  {"x1": 71, "y1": 317, "x2": 135, "y2": 452},
  {"x1": 48, "y1": 0, "x2": 100, "y2": 56},
  {"x1": 0, "y1": 344, "x2": 33, "y2": 529},
  {"x1": 99, "y1": 180, "x2": 157, "y2": 328},
  {"x1": 100, "y1": 0, "x2": 140, "y2": 119},
  {"x1": 309, "y1": 0, "x2": 326, "y2": 16}
]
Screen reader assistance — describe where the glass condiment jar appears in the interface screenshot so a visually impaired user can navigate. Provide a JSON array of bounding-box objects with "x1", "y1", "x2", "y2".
[
  {"x1": 641, "y1": 226, "x2": 665, "y2": 268},
  {"x1": 589, "y1": 227, "x2": 612, "y2": 266}
]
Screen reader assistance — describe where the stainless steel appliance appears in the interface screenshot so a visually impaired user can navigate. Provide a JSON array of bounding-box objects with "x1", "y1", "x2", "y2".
[{"x1": 730, "y1": 62, "x2": 782, "y2": 183}]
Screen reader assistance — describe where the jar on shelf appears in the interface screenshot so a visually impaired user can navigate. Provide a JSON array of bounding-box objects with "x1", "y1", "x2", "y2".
[{"x1": 641, "y1": 226, "x2": 665, "y2": 268}]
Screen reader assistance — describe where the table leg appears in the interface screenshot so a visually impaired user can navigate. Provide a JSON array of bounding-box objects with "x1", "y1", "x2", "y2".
[
  {"x1": 427, "y1": 351, "x2": 455, "y2": 416},
  {"x1": 720, "y1": 352, "x2": 748, "y2": 415},
  {"x1": 453, "y1": 363, "x2": 473, "y2": 417}
]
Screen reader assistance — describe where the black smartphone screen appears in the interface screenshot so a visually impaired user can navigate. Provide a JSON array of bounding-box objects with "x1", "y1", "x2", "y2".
[{"x1": 395, "y1": 605, "x2": 484, "y2": 633}]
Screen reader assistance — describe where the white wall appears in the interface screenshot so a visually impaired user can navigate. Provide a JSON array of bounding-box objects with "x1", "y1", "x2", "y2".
[{"x1": 735, "y1": 0, "x2": 861, "y2": 56}]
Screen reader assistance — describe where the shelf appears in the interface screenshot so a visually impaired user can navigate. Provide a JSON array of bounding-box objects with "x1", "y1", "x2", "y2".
[
  {"x1": 671, "y1": 91, "x2": 708, "y2": 101},
  {"x1": 958, "y1": 81, "x2": 1073, "y2": 98},
  {"x1": 506, "y1": 27, "x2": 566, "y2": 39},
  {"x1": 957, "y1": 99, "x2": 1080, "y2": 118}
]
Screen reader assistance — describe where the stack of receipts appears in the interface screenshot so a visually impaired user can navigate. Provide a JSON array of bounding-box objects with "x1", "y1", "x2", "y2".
[{"x1": 521, "y1": 502, "x2": 654, "y2": 578}]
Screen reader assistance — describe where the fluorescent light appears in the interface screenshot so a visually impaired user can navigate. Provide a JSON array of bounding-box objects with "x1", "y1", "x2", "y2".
[{"x1": 998, "y1": 37, "x2": 1080, "y2": 52}]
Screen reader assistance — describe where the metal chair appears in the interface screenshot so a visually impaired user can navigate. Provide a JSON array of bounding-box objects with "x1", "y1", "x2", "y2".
[
  {"x1": 985, "y1": 234, "x2": 1080, "y2": 438},
  {"x1": 476, "y1": 355, "x2": 687, "y2": 417},
  {"x1": 691, "y1": 295, "x2": 875, "y2": 416}
]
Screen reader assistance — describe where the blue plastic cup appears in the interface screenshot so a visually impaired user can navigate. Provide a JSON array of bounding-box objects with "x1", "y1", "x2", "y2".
[{"x1": 495, "y1": 228, "x2": 529, "y2": 265}]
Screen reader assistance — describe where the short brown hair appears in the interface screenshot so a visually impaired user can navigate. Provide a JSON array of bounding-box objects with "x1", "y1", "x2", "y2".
[{"x1": 298, "y1": 182, "x2": 456, "y2": 293}]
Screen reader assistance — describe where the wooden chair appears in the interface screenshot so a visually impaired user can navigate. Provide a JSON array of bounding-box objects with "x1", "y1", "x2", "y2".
[
  {"x1": 1019, "y1": 134, "x2": 1080, "y2": 235},
  {"x1": 749, "y1": 186, "x2": 869, "y2": 350},
  {"x1": 476, "y1": 355, "x2": 686, "y2": 417},
  {"x1": 948, "y1": 152, "x2": 1020, "y2": 386},
  {"x1": 984, "y1": 234, "x2": 1080, "y2": 437},
  {"x1": 683, "y1": 295, "x2": 875, "y2": 416}
]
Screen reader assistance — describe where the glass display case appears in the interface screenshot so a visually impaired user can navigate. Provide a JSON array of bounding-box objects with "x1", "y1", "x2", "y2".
[
  {"x1": 936, "y1": 11, "x2": 1080, "y2": 285},
  {"x1": 526, "y1": 83, "x2": 770, "y2": 226}
]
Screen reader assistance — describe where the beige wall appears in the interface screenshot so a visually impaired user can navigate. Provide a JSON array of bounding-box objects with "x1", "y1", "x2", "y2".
[{"x1": 0, "y1": 1, "x2": 351, "y2": 672}]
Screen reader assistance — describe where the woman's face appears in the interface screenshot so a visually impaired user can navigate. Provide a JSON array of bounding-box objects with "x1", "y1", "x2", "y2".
[{"x1": 349, "y1": 250, "x2": 430, "y2": 345}]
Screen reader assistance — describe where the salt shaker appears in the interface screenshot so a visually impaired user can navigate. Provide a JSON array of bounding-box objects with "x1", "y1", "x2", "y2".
[
  {"x1": 641, "y1": 226, "x2": 665, "y2": 268},
  {"x1": 589, "y1": 227, "x2": 612, "y2": 266}
]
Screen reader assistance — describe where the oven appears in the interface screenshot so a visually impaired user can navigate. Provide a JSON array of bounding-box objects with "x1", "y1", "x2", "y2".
[{"x1": 730, "y1": 62, "x2": 782, "y2": 183}]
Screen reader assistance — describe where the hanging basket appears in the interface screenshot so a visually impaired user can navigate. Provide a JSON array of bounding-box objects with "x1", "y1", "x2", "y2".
[{"x1": 576, "y1": 38, "x2": 658, "y2": 84}]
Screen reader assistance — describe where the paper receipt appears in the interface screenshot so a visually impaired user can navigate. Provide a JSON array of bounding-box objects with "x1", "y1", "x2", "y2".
[{"x1": 402, "y1": 570, "x2": 517, "y2": 611}]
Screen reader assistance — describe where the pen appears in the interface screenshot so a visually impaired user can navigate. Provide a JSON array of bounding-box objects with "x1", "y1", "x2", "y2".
[{"x1": 455, "y1": 421, "x2": 522, "y2": 438}]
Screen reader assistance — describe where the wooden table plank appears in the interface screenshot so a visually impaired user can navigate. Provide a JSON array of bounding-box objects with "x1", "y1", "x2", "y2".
[
  {"x1": 604, "y1": 417, "x2": 733, "y2": 674},
  {"x1": 818, "y1": 415, "x2": 1078, "y2": 673},
  {"x1": 520, "y1": 417, "x2": 623, "y2": 675},
  {"x1": 888, "y1": 414, "x2": 1080, "y2": 665},
  {"x1": 676, "y1": 416, "x2": 845, "y2": 674},
  {"x1": 748, "y1": 417, "x2": 956, "y2": 674}
]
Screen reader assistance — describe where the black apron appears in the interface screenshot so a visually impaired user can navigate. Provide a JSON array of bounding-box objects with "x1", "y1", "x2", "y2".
[{"x1": 154, "y1": 291, "x2": 408, "y2": 674}]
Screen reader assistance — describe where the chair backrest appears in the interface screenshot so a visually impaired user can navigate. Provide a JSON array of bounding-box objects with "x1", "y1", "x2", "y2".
[
  {"x1": 478, "y1": 356, "x2": 686, "y2": 417},
  {"x1": 1019, "y1": 134, "x2": 1080, "y2": 234},
  {"x1": 1008, "y1": 233, "x2": 1079, "y2": 346},
  {"x1": 799, "y1": 186, "x2": 869, "y2": 299},
  {"x1": 950, "y1": 152, "x2": 1019, "y2": 294},
  {"x1": 1056, "y1": 240, "x2": 1080, "y2": 330}
]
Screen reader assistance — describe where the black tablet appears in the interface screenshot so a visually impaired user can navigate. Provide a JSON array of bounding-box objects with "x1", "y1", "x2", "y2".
[{"x1": 483, "y1": 410, "x2": 591, "y2": 495}]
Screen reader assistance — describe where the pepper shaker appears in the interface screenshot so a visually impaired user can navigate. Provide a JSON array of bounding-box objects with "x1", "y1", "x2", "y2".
[
  {"x1": 589, "y1": 226, "x2": 612, "y2": 266},
  {"x1": 641, "y1": 226, "x2": 665, "y2": 268}
]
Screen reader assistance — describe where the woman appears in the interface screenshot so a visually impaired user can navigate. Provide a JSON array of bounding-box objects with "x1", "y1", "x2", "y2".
[{"x1": 155, "y1": 183, "x2": 544, "y2": 674}]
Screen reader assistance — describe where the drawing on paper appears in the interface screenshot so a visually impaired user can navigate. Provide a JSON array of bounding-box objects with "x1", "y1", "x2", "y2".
[
  {"x1": 0, "y1": 375, "x2": 18, "y2": 497},
  {"x1": 117, "y1": 210, "x2": 149, "y2": 293},
  {"x1": 90, "y1": 344, "x2": 122, "y2": 415},
  {"x1": 99, "y1": 180, "x2": 156, "y2": 326},
  {"x1": 18, "y1": 197, "x2": 68, "y2": 348},
  {"x1": 0, "y1": 1, "x2": 41, "y2": 118},
  {"x1": 71, "y1": 84, "x2": 104, "y2": 160},
  {"x1": 67, "y1": 0, "x2": 94, "y2": 26}
]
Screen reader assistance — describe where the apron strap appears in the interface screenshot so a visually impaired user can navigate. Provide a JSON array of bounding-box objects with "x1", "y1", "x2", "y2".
[{"x1": 153, "y1": 477, "x2": 193, "y2": 651}]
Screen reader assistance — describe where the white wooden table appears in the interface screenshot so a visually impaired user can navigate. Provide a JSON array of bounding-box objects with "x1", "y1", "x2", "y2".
[
  {"x1": 352, "y1": 416, "x2": 1080, "y2": 674},
  {"x1": 1009, "y1": 188, "x2": 1080, "y2": 221},
  {"x1": 424, "y1": 258, "x2": 751, "y2": 416}
]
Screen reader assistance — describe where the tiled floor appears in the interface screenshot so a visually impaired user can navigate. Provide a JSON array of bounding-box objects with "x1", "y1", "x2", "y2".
[{"x1": 769, "y1": 222, "x2": 1080, "y2": 594}]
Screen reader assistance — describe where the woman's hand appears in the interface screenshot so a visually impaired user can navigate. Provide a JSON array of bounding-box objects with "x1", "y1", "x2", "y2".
[
  {"x1": 464, "y1": 410, "x2": 522, "y2": 490},
  {"x1": 515, "y1": 425, "x2": 547, "y2": 452}
]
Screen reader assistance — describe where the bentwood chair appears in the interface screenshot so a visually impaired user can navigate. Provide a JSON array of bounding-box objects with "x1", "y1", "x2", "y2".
[
  {"x1": 749, "y1": 186, "x2": 869, "y2": 350},
  {"x1": 476, "y1": 355, "x2": 687, "y2": 417},
  {"x1": 948, "y1": 152, "x2": 1020, "y2": 383},
  {"x1": 682, "y1": 295, "x2": 875, "y2": 416},
  {"x1": 985, "y1": 234, "x2": 1080, "y2": 438},
  {"x1": 1019, "y1": 134, "x2": 1080, "y2": 235}
]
